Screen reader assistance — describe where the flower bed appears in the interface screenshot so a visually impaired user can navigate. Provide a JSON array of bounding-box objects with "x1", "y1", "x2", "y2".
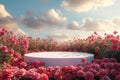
[
  {"x1": 0, "y1": 58, "x2": 120, "y2": 80},
  {"x1": 0, "y1": 25, "x2": 120, "y2": 80}
]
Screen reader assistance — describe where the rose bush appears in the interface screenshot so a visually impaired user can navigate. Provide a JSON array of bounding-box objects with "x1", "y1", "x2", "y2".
[
  {"x1": 0, "y1": 58, "x2": 120, "y2": 80},
  {"x1": 0, "y1": 25, "x2": 120, "y2": 80}
]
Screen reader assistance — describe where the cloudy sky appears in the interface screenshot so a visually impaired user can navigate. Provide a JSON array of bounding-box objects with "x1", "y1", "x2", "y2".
[{"x1": 0, "y1": 0, "x2": 120, "y2": 41}]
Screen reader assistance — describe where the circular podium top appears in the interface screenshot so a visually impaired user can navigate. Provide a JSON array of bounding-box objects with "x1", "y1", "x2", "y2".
[
  {"x1": 24, "y1": 52, "x2": 94, "y2": 67},
  {"x1": 24, "y1": 52, "x2": 93, "y2": 58}
]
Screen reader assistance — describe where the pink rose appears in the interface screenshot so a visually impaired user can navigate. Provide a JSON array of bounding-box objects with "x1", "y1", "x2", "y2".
[
  {"x1": 101, "y1": 58, "x2": 109, "y2": 63},
  {"x1": 89, "y1": 69, "x2": 97, "y2": 76},
  {"x1": 3, "y1": 77, "x2": 12, "y2": 80},
  {"x1": 115, "y1": 75, "x2": 120, "y2": 80},
  {"x1": 41, "y1": 73, "x2": 49, "y2": 80},
  {"x1": 10, "y1": 66, "x2": 19, "y2": 73},
  {"x1": 111, "y1": 69, "x2": 119, "y2": 76},
  {"x1": 85, "y1": 71, "x2": 94, "y2": 80},
  {"x1": 109, "y1": 58, "x2": 117, "y2": 63},
  {"x1": 0, "y1": 30, "x2": 5, "y2": 36},
  {"x1": 47, "y1": 66, "x2": 54, "y2": 72},
  {"x1": 8, "y1": 49, "x2": 14, "y2": 56},
  {"x1": 105, "y1": 62, "x2": 114, "y2": 69},
  {"x1": 14, "y1": 53, "x2": 21, "y2": 58},
  {"x1": 100, "y1": 76, "x2": 111, "y2": 80},
  {"x1": 29, "y1": 68, "x2": 38, "y2": 72},
  {"x1": 81, "y1": 57, "x2": 86, "y2": 63},
  {"x1": 100, "y1": 62, "x2": 106, "y2": 68},
  {"x1": 25, "y1": 71, "x2": 40, "y2": 80},
  {"x1": 0, "y1": 46, "x2": 8, "y2": 52},
  {"x1": 95, "y1": 46, "x2": 100, "y2": 52},
  {"x1": 64, "y1": 73, "x2": 72, "y2": 80},
  {"x1": 99, "y1": 69, "x2": 108, "y2": 77},
  {"x1": 16, "y1": 69, "x2": 26, "y2": 78},
  {"x1": 84, "y1": 65, "x2": 92, "y2": 71},
  {"x1": 114, "y1": 63, "x2": 120, "y2": 69},
  {"x1": 54, "y1": 66, "x2": 60, "y2": 72},
  {"x1": 31, "y1": 60, "x2": 39, "y2": 68},
  {"x1": 3, "y1": 69, "x2": 14, "y2": 78},
  {"x1": 113, "y1": 31, "x2": 118, "y2": 35},
  {"x1": 54, "y1": 72, "x2": 61, "y2": 79},
  {"x1": 38, "y1": 67, "x2": 46, "y2": 74},
  {"x1": 91, "y1": 63, "x2": 100, "y2": 70},
  {"x1": 77, "y1": 70, "x2": 84, "y2": 77},
  {"x1": 111, "y1": 44, "x2": 117, "y2": 50},
  {"x1": 22, "y1": 40, "x2": 29, "y2": 45},
  {"x1": 67, "y1": 65, "x2": 76, "y2": 71},
  {"x1": 20, "y1": 62, "x2": 27, "y2": 68}
]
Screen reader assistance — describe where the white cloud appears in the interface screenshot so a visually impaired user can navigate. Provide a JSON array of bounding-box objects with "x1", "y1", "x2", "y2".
[
  {"x1": 48, "y1": 33, "x2": 69, "y2": 39},
  {"x1": 51, "y1": 17, "x2": 120, "y2": 41},
  {"x1": 46, "y1": 29, "x2": 72, "y2": 42},
  {"x1": 0, "y1": 4, "x2": 11, "y2": 17},
  {"x1": 47, "y1": 29, "x2": 93, "y2": 42},
  {"x1": 61, "y1": 0, "x2": 115, "y2": 12},
  {"x1": 81, "y1": 17, "x2": 119, "y2": 32},
  {"x1": 112, "y1": 17, "x2": 120, "y2": 26},
  {"x1": 0, "y1": 4, "x2": 27, "y2": 36},
  {"x1": 66, "y1": 17, "x2": 120, "y2": 32},
  {"x1": 50, "y1": 16, "x2": 120, "y2": 41},
  {"x1": 20, "y1": 15, "x2": 44, "y2": 29},
  {"x1": 20, "y1": 9, "x2": 67, "y2": 29},
  {"x1": 47, "y1": 33, "x2": 70, "y2": 42},
  {"x1": 41, "y1": 9, "x2": 67, "y2": 26},
  {"x1": 15, "y1": 28, "x2": 28, "y2": 36},
  {"x1": 67, "y1": 21, "x2": 80, "y2": 30}
]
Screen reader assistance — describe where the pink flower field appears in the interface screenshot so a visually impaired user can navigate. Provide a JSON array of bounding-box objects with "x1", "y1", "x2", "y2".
[{"x1": 0, "y1": 26, "x2": 120, "y2": 80}]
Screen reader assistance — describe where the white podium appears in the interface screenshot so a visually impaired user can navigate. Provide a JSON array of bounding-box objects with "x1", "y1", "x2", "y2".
[{"x1": 24, "y1": 52, "x2": 94, "y2": 67}]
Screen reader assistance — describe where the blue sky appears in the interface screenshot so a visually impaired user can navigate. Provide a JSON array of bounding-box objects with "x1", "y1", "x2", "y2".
[{"x1": 0, "y1": 0, "x2": 120, "y2": 41}]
